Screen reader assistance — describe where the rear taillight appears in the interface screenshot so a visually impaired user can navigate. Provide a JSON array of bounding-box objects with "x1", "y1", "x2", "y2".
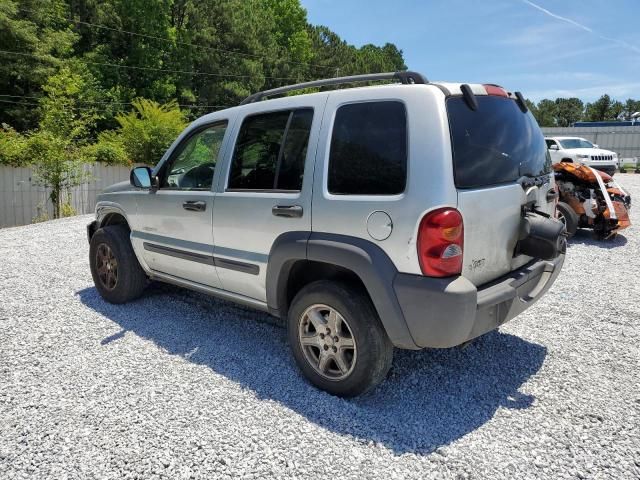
[{"x1": 417, "y1": 208, "x2": 464, "y2": 277}]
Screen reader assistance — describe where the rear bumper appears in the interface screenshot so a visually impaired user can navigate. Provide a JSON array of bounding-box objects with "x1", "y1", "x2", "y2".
[{"x1": 393, "y1": 254, "x2": 565, "y2": 348}]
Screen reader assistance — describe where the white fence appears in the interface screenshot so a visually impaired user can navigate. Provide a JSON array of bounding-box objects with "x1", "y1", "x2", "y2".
[{"x1": 0, "y1": 163, "x2": 132, "y2": 228}]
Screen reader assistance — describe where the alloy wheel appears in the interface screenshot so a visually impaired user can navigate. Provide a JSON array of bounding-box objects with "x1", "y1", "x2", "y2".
[
  {"x1": 96, "y1": 243, "x2": 118, "y2": 291},
  {"x1": 298, "y1": 304, "x2": 357, "y2": 381}
]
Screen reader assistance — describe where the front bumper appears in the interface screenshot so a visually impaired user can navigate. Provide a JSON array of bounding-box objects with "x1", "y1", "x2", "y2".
[
  {"x1": 393, "y1": 254, "x2": 565, "y2": 348},
  {"x1": 585, "y1": 162, "x2": 617, "y2": 174}
]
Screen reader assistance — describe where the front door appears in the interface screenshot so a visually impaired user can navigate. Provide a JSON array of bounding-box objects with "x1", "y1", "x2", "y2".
[
  {"x1": 212, "y1": 96, "x2": 326, "y2": 301},
  {"x1": 546, "y1": 139, "x2": 562, "y2": 163},
  {"x1": 130, "y1": 121, "x2": 228, "y2": 288}
]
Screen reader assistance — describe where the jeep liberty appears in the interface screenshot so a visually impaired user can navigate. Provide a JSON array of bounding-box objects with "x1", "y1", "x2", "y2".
[{"x1": 87, "y1": 72, "x2": 566, "y2": 396}]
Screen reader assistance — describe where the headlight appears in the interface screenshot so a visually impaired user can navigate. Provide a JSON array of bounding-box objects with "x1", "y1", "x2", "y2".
[{"x1": 577, "y1": 154, "x2": 589, "y2": 159}]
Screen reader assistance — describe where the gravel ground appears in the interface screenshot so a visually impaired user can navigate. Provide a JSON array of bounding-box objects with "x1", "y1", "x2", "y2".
[{"x1": 1, "y1": 175, "x2": 639, "y2": 480}]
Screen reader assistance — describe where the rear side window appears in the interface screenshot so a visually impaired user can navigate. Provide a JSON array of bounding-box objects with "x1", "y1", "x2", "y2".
[
  {"x1": 228, "y1": 109, "x2": 313, "y2": 191},
  {"x1": 447, "y1": 96, "x2": 551, "y2": 189},
  {"x1": 328, "y1": 101, "x2": 407, "y2": 195}
]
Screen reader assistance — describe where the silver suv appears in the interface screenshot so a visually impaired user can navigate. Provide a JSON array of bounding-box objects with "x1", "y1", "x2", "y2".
[{"x1": 87, "y1": 72, "x2": 566, "y2": 397}]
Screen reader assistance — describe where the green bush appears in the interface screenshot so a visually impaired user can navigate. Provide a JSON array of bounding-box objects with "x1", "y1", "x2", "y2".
[
  {"x1": 0, "y1": 124, "x2": 27, "y2": 166},
  {"x1": 60, "y1": 201, "x2": 76, "y2": 218},
  {"x1": 82, "y1": 132, "x2": 129, "y2": 165},
  {"x1": 115, "y1": 98, "x2": 188, "y2": 165}
]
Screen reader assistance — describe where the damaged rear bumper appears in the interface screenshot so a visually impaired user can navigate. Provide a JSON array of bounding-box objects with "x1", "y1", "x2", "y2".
[{"x1": 393, "y1": 254, "x2": 565, "y2": 348}]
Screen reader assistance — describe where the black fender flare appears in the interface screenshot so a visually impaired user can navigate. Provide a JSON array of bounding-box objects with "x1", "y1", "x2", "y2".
[
  {"x1": 266, "y1": 231, "x2": 419, "y2": 350},
  {"x1": 86, "y1": 205, "x2": 130, "y2": 243}
]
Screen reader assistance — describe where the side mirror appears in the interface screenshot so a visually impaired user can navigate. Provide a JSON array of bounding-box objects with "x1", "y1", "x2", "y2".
[
  {"x1": 549, "y1": 145, "x2": 559, "y2": 151},
  {"x1": 592, "y1": 144, "x2": 599, "y2": 149},
  {"x1": 130, "y1": 166, "x2": 157, "y2": 189}
]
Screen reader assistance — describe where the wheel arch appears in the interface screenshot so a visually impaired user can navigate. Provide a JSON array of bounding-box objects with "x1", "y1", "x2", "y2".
[
  {"x1": 266, "y1": 232, "x2": 418, "y2": 349},
  {"x1": 88, "y1": 205, "x2": 131, "y2": 242}
]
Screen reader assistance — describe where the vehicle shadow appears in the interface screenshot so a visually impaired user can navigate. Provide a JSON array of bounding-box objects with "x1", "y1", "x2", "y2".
[
  {"x1": 568, "y1": 229, "x2": 628, "y2": 248},
  {"x1": 77, "y1": 285, "x2": 547, "y2": 455}
]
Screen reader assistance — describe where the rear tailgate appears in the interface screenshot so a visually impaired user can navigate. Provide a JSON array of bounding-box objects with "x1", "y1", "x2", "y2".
[{"x1": 446, "y1": 93, "x2": 554, "y2": 286}]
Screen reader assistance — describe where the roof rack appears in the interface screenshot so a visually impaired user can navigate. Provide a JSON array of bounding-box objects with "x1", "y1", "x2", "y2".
[{"x1": 239, "y1": 71, "x2": 428, "y2": 105}]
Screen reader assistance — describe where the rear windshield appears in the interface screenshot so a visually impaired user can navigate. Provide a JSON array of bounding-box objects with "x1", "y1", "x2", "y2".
[{"x1": 447, "y1": 96, "x2": 551, "y2": 189}]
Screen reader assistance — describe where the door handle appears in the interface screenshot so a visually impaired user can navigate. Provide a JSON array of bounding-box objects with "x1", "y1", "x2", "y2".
[
  {"x1": 272, "y1": 205, "x2": 303, "y2": 218},
  {"x1": 182, "y1": 200, "x2": 207, "y2": 212}
]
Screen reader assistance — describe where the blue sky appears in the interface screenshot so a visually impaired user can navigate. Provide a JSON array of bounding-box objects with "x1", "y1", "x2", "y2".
[{"x1": 301, "y1": 0, "x2": 640, "y2": 103}]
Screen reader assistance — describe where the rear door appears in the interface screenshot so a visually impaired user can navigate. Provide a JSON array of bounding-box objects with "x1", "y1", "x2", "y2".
[
  {"x1": 211, "y1": 95, "x2": 327, "y2": 301},
  {"x1": 447, "y1": 94, "x2": 554, "y2": 286}
]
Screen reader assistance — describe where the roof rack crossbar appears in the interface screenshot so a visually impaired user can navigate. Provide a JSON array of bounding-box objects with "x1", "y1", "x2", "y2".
[{"x1": 239, "y1": 71, "x2": 427, "y2": 105}]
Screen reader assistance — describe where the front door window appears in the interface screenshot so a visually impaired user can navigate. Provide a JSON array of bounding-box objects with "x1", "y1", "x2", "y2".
[{"x1": 161, "y1": 122, "x2": 228, "y2": 190}]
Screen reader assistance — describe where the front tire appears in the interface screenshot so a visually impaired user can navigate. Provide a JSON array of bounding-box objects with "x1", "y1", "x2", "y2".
[
  {"x1": 89, "y1": 225, "x2": 147, "y2": 304},
  {"x1": 287, "y1": 281, "x2": 393, "y2": 397}
]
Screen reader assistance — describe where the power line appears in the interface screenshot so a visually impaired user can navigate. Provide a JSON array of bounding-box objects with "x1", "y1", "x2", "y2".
[
  {"x1": 0, "y1": 98, "x2": 112, "y2": 111},
  {"x1": 0, "y1": 49, "x2": 303, "y2": 81},
  {"x1": 16, "y1": 5, "x2": 334, "y2": 71},
  {"x1": 0, "y1": 94, "x2": 230, "y2": 109},
  {"x1": 0, "y1": 97, "x2": 227, "y2": 111},
  {"x1": 0, "y1": 99, "x2": 41, "y2": 107}
]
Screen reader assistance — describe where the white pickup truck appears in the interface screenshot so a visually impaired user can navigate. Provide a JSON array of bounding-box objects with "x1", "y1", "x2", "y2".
[{"x1": 545, "y1": 136, "x2": 618, "y2": 175}]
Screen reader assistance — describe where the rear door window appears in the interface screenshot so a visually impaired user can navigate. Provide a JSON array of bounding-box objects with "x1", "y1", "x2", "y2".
[
  {"x1": 447, "y1": 96, "x2": 551, "y2": 189},
  {"x1": 228, "y1": 109, "x2": 313, "y2": 191},
  {"x1": 328, "y1": 101, "x2": 407, "y2": 195}
]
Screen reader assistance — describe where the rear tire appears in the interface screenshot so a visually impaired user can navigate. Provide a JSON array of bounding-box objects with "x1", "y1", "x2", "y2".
[
  {"x1": 89, "y1": 225, "x2": 147, "y2": 304},
  {"x1": 556, "y1": 201, "x2": 579, "y2": 238},
  {"x1": 287, "y1": 280, "x2": 393, "y2": 397}
]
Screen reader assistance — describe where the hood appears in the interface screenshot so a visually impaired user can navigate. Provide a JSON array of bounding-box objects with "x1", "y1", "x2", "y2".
[
  {"x1": 102, "y1": 180, "x2": 134, "y2": 194},
  {"x1": 562, "y1": 147, "x2": 616, "y2": 156}
]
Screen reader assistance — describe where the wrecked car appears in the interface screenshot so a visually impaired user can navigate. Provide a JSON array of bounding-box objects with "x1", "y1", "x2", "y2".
[{"x1": 554, "y1": 161, "x2": 631, "y2": 239}]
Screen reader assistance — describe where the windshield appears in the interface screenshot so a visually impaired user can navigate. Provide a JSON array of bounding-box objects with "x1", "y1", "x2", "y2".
[
  {"x1": 559, "y1": 138, "x2": 593, "y2": 149},
  {"x1": 447, "y1": 96, "x2": 551, "y2": 189}
]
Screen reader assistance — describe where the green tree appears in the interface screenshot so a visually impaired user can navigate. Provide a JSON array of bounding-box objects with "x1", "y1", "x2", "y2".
[
  {"x1": 308, "y1": 25, "x2": 356, "y2": 76},
  {"x1": 26, "y1": 130, "x2": 88, "y2": 218},
  {"x1": 525, "y1": 99, "x2": 539, "y2": 123},
  {"x1": 114, "y1": 98, "x2": 188, "y2": 165},
  {"x1": 585, "y1": 94, "x2": 612, "y2": 121},
  {"x1": 608, "y1": 100, "x2": 625, "y2": 120},
  {"x1": 39, "y1": 65, "x2": 102, "y2": 139},
  {"x1": 0, "y1": 0, "x2": 77, "y2": 130},
  {"x1": 534, "y1": 99, "x2": 557, "y2": 127},
  {"x1": 1, "y1": 0, "x2": 409, "y2": 132},
  {"x1": 554, "y1": 97, "x2": 584, "y2": 127},
  {"x1": 27, "y1": 66, "x2": 99, "y2": 218},
  {"x1": 624, "y1": 99, "x2": 640, "y2": 117},
  {"x1": 265, "y1": 0, "x2": 313, "y2": 64}
]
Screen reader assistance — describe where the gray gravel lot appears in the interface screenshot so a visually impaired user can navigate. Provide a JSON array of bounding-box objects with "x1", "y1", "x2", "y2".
[{"x1": 1, "y1": 175, "x2": 640, "y2": 479}]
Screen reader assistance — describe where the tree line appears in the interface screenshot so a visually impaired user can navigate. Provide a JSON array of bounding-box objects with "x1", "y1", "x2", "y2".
[
  {"x1": 1, "y1": 1, "x2": 637, "y2": 219},
  {"x1": 0, "y1": 0, "x2": 406, "y2": 217},
  {"x1": 526, "y1": 95, "x2": 640, "y2": 127}
]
